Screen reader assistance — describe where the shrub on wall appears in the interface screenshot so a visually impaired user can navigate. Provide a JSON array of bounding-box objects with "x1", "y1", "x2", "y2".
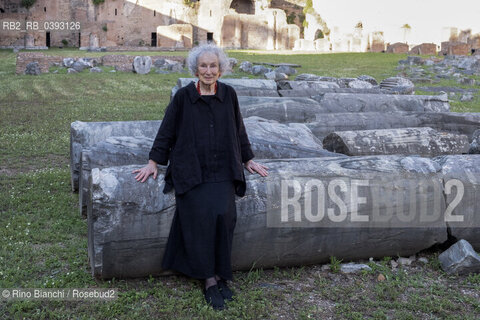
[
  {"x1": 21, "y1": 0, "x2": 36, "y2": 9},
  {"x1": 93, "y1": 0, "x2": 105, "y2": 5}
]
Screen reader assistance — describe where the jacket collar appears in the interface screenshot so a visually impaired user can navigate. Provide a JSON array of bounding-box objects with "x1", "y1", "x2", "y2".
[{"x1": 186, "y1": 80, "x2": 226, "y2": 103}]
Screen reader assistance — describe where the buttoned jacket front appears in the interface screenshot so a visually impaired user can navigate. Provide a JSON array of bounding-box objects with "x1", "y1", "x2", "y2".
[{"x1": 149, "y1": 80, "x2": 255, "y2": 197}]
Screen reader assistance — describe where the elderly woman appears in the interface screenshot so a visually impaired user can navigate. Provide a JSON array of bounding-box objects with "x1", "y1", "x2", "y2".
[{"x1": 133, "y1": 44, "x2": 268, "y2": 310}]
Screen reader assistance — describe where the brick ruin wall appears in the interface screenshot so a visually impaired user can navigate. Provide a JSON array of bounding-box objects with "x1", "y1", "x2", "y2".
[{"x1": 15, "y1": 52, "x2": 185, "y2": 74}]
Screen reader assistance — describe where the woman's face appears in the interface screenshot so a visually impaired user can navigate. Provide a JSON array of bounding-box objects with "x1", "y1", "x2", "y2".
[{"x1": 196, "y1": 52, "x2": 221, "y2": 86}]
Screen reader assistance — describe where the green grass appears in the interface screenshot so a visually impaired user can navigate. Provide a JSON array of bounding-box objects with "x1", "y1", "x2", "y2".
[
  {"x1": 229, "y1": 51, "x2": 404, "y2": 80},
  {"x1": 1, "y1": 48, "x2": 480, "y2": 319}
]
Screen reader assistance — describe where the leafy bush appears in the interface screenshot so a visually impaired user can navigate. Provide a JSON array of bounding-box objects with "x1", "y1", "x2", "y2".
[
  {"x1": 21, "y1": 0, "x2": 36, "y2": 9},
  {"x1": 287, "y1": 12, "x2": 296, "y2": 24}
]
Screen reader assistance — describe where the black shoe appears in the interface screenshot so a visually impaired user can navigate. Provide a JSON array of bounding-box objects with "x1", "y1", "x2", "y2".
[
  {"x1": 204, "y1": 285, "x2": 225, "y2": 310},
  {"x1": 217, "y1": 280, "x2": 234, "y2": 301}
]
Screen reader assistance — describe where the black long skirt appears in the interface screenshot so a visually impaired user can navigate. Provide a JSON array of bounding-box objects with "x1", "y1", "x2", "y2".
[{"x1": 161, "y1": 180, "x2": 237, "y2": 280}]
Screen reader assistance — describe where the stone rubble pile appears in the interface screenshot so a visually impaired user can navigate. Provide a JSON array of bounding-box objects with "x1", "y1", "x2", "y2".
[
  {"x1": 439, "y1": 239, "x2": 480, "y2": 275},
  {"x1": 396, "y1": 55, "x2": 480, "y2": 102},
  {"x1": 239, "y1": 61, "x2": 298, "y2": 80},
  {"x1": 70, "y1": 73, "x2": 480, "y2": 279}
]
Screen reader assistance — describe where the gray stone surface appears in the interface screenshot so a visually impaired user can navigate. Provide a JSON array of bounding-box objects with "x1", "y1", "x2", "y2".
[
  {"x1": 25, "y1": 62, "x2": 41, "y2": 75},
  {"x1": 419, "y1": 112, "x2": 480, "y2": 139},
  {"x1": 228, "y1": 57, "x2": 238, "y2": 69},
  {"x1": 79, "y1": 57, "x2": 98, "y2": 67},
  {"x1": 405, "y1": 56, "x2": 423, "y2": 65},
  {"x1": 70, "y1": 120, "x2": 161, "y2": 191},
  {"x1": 238, "y1": 94, "x2": 451, "y2": 123},
  {"x1": 306, "y1": 112, "x2": 424, "y2": 141},
  {"x1": 90, "y1": 67, "x2": 103, "y2": 73},
  {"x1": 252, "y1": 65, "x2": 271, "y2": 76},
  {"x1": 153, "y1": 58, "x2": 166, "y2": 68},
  {"x1": 67, "y1": 68, "x2": 78, "y2": 74},
  {"x1": 323, "y1": 127, "x2": 469, "y2": 157},
  {"x1": 264, "y1": 70, "x2": 287, "y2": 81},
  {"x1": 278, "y1": 80, "x2": 340, "y2": 90},
  {"x1": 309, "y1": 112, "x2": 480, "y2": 142},
  {"x1": 275, "y1": 65, "x2": 297, "y2": 76},
  {"x1": 172, "y1": 78, "x2": 277, "y2": 98},
  {"x1": 315, "y1": 93, "x2": 450, "y2": 113},
  {"x1": 295, "y1": 73, "x2": 323, "y2": 81},
  {"x1": 417, "y1": 86, "x2": 478, "y2": 94},
  {"x1": 71, "y1": 111, "x2": 480, "y2": 193},
  {"x1": 458, "y1": 78, "x2": 476, "y2": 86},
  {"x1": 77, "y1": 118, "x2": 343, "y2": 214},
  {"x1": 439, "y1": 239, "x2": 480, "y2": 275},
  {"x1": 469, "y1": 130, "x2": 480, "y2": 154},
  {"x1": 397, "y1": 257, "x2": 413, "y2": 266},
  {"x1": 133, "y1": 56, "x2": 152, "y2": 74},
  {"x1": 261, "y1": 62, "x2": 301, "y2": 68},
  {"x1": 236, "y1": 89, "x2": 279, "y2": 97},
  {"x1": 418, "y1": 257, "x2": 429, "y2": 264},
  {"x1": 460, "y1": 93, "x2": 474, "y2": 101},
  {"x1": 88, "y1": 155, "x2": 448, "y2": 278},
  {"x1": 167, "y1": 62, "x2": 183, "y2": 73},
  {"x1": 380, "y1": 77, "x2": 415, "y2": 94},
  {"x1": 72, "y1": 60, "x2": 89, "y2": 72},
  {"x1": 434, "y1": 155, "x2": 480, "y2": 249},
  {"x1": 338, "y1": 78, "x2": 357, "y2": 88}
]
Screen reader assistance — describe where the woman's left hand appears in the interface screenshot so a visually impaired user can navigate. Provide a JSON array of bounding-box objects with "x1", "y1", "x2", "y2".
[{"x1": 244, "y1": 160, "x2": 269, "y2": 177}]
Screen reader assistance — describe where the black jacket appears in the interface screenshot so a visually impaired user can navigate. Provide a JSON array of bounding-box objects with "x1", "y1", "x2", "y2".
[{"x1": 149, "y1": 80, "x2": 255, "y2": 197}]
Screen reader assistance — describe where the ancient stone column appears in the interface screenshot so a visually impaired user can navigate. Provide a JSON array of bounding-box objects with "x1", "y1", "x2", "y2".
[
  {"x1": 238, "y1": 96, "x2": 327, "y2": 123},
  {"x1": 171, "y1": 78, "x2": 278, "y2": 98},
  {"x1": 88, "y1": 156, "x2": 449, "y2": 279},
  {"x1": 78, "y1": 118, "x2": 343, "y2": 215},
  {"x1": 316, "y1": 93, "x2": 450, "y2": 113},
  {"x1": 70, "y1": 120, "x2": 161, "y2": 191}
]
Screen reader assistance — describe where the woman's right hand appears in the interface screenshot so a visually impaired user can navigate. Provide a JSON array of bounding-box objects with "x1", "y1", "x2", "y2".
[{"x1": 132, "y1": 160, "x2": 158, "y2": 183}]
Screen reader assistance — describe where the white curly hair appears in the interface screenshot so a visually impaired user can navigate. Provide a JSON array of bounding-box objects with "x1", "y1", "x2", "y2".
[{"x1": 186, "y1": 43, "x2": 231, "y2": 76}]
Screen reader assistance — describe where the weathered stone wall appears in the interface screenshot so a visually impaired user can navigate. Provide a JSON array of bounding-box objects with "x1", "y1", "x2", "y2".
[
  {"x1": 15, "y1": 52, "x2": 63, "y2": 74},
  {"x1": 0, "y1": 0, "x2": 298, "y2": 50}
]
